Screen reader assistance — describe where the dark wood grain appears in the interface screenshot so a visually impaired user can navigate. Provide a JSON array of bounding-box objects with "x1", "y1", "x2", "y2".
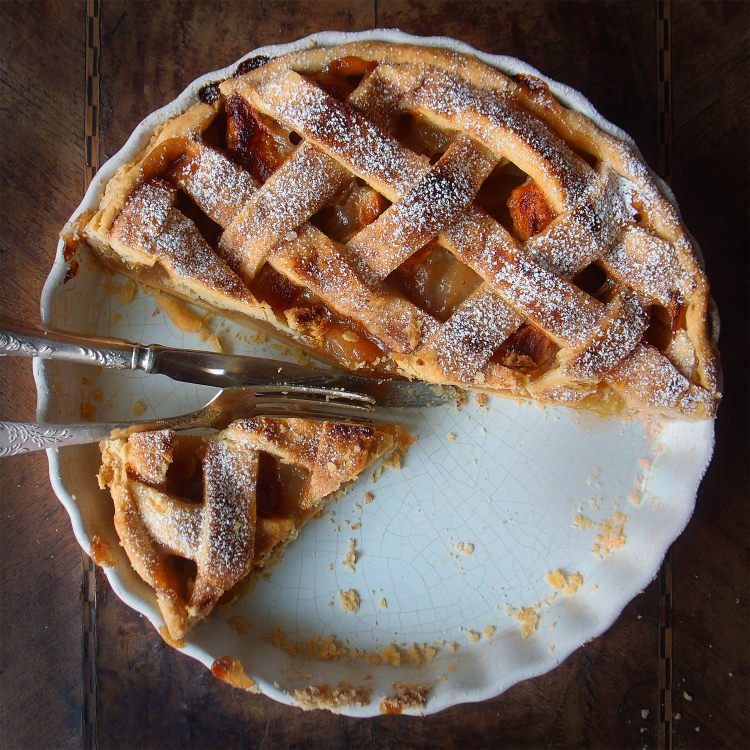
[
  {"x1": 1, "y1": 1, "x2": 747, "y2": 748},
  {"x1": 0, "y1": 2, "x2": 86, "y2": 749},
  {"x1": 669, "y1": 2, "x2": 749, "y2": 748},
  {"x1": 98, "y1": 0, "x2": 375, "y2": 160}
]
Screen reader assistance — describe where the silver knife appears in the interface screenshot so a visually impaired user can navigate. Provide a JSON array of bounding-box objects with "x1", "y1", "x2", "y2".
[{"x1": 0, "y1": 314, "x2": 456, "y2": 407}]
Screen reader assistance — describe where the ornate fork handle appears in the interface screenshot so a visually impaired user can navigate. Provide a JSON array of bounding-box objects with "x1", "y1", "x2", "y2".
[{"x1": 0, "y1": 412, "x2": 212, "y2": 457}]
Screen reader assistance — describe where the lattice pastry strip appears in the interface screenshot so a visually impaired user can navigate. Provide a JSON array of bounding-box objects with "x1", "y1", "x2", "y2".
[
  {"x1": 98, "y1": 418, "x2": 407, "y2": 639},
  {"x1": 216, "y1": 141, "x2": 353, "y2": 279},
  {"x1": 78, "y1": 41, "x2": 720, "y2": 418}
]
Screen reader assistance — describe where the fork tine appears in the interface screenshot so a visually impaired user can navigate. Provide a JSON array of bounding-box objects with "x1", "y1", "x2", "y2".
[
  {"x1": 209, "y1": 384, "x2": 376, "y2": 429},
  {"x1": 250, "y1": 405, "x2": 374, "y2": 423},
  {"x1": 253, "y1": 384, "x2": 375, "y2": 405},
  {"x1": 254, "y1": 395, "x2": 374, "y2": 413}
]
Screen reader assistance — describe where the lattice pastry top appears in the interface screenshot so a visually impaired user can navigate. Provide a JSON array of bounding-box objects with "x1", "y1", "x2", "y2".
[
  {"x1": 98, "y1": 417, "x2": 407, "y2": 639},
  {"x1": 79, "y1": 41, "x2": 720, "y2": 418}
]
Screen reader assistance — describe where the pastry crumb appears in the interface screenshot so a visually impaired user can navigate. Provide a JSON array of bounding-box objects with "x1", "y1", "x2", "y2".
[
  {"x1": 381, "y1": 643, "x2": 401, "y2": 666},
  {"x1": 380, "y1": 682, "x2": 431, "y2": 714},
  {"x1": 465, "y1": 630, "x2": 480, "y2": 643},
  {"x1": 454, "y1": 541, "x2": 474, "y2": 555},
  {"x1": 342, "y1": 539, "x2": 357, "y2": 571},
  {"x1": 131, "y1": 400, "x2": 146, "y2": 416},
  {"x1": 573, "y1": 513, "x2": 595, "y2": 530},
  {"x1": 545, "y1": 570, "x2": 566, "y2": 590},
  {"x1": 407, "y1": 643, "x2": 437, "y2": 664},
  {"x1": 339, "y1": 589, "x2": 360, "y2": 613},
  {"x1": 483, "y1": 625, "x2": 495, "y2": 639},
  {"x1": 294, "y1": 681, "x2": 372, "y2": 710},
  {"x1": 508, "y1": 606, "x2": 540, "y2": 638},
  {"x1": 564, "y1": 573, "x2": 584, "y2": 595},
  {"x1": 594, "y1": 513, "x2": 627, "y2": 556},
  {"x1": 574, "y1": 511, "x2": 627, "y2": 557},
  {"x1": 270, "y1": 628, "x2": 348, "y2": 660},
  {"x1": 586, "y1": 469, "x2": 600, "y2": 486},
  {"x1": 364, "y1": 491, "x2": 374, "y2": 504},
  {"x1": 628, "y1": 491, "x2": 642, "y2": 505},
  {"x1": 474, "y1": 392, "x2": 489, "y2": 407},
  {"x1": 447, "y1": 432, "x2": 457, "y2": 441},
  {"x1": 379, "y1": 598, "x2": 387, "y2": 608},
  {"x1": 546, "y1": 569, "x2": 584, "y2": 595}
]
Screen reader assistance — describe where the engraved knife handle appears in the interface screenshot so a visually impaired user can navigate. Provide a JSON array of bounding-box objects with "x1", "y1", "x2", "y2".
[{"x1": 0, "y1": 314, "x2": 145, "y2": 370}]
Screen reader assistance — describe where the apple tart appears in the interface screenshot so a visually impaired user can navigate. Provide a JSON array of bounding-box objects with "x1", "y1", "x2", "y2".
[{"x1": 76, "y1": 41, "x2": 720, "y2": 418}]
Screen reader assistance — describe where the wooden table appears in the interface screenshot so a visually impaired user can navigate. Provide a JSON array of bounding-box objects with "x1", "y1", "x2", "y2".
[{"x1": 1, "y1": 2, "x2": 747, "y2": 747}]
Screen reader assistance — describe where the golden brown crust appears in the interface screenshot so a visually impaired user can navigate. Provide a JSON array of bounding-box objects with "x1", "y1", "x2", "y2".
[{"x1": 81, "y1": 41, "x2": 720, "y2": 418}]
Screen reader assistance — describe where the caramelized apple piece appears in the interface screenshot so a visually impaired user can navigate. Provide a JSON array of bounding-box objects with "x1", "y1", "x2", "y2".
[
  {"x1": 494, "y1": 323, "x2": 558, "y2": 368},
  {"x1": 226, "y1": 94, "x2": 293, "y2": 182},
  {"x1": 507, "y1": 179, "x2": 555, "y2": 240},
  {"x1": 390, "y1": 243, "x2": 482, "y2": 322},
  {"x1": 309, "y1": 57, "x2": 379, "y2": 99}
]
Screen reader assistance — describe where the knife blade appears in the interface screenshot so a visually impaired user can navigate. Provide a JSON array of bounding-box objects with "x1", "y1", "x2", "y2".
[
  {"x1": 149, "y1": 347, "x2": 455, "y2": 407},
  {"x1": 0, "y1": 314, "x2": 456, "y2": 408}
]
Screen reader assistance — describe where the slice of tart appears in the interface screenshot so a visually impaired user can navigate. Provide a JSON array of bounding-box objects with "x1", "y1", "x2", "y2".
[
  {"x1": 98, "y1": 417, "x2": 410, "y2": 640},
  {"x1": 73, "y1": 41, "x2": 720, "y2": 419}
]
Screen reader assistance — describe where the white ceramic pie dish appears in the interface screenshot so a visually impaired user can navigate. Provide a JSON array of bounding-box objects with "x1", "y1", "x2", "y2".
[{"x1": 35, "y1": 29, "x2": 714, "y2": 715}]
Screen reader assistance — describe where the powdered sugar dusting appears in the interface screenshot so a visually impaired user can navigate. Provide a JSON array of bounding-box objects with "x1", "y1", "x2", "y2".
[
  {"x1": 406, "y1": 69, "x2": 591, "y2": 209},
  {"x1": 564, "y1": 291, "x2": 649, "y2": 380},
  {"x1": 195, "y1": 440, "x2": 258, "y2": 601},
  {"x1": 422, "y1": 285, "x2": 522, "y2": 381},
  {"x1": 605, "y1": 227, "x2": 680, "y2": 307},
  {"x1": 110, "y1": 179, "x2": 256, "y2": 304},
  {"x1": 176, "y1": 144, "x2": 256, "y2": 226},
  {"x1": 249, "y1": 70, "x2": 429, "y2": 198},
  {"x1": 348, "y1": 137, "x2": 494, "y2": 279},
  {"x1": 219, "y1": 142, "x2": 350, "y2": 277},
  {"x1": 447, "y1": 208, "x2": 604, "y2": 348}
]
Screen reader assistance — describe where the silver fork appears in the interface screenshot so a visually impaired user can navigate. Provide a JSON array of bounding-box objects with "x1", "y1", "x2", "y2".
[{"x1": 0, "y1": 385, "x2": 374, "y2": 457}]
